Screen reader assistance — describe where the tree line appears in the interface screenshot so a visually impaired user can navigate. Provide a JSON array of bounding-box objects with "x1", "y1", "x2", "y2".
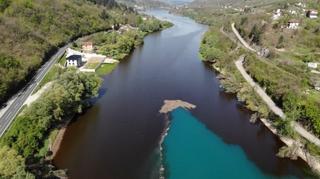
[{"x1": 0, "y1": 69, "x2": 102, "y2": 178}]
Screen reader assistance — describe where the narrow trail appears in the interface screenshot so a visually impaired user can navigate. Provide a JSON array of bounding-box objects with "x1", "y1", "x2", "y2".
[
  {"x1": 231, "y1": 23, "x2": 257, "y2": 53},
  {"x1": 231, "y1": 23, "x2": 320, "y2": 147},
  {"x1": 235, "y1": 56, "x2": 320, "y2": 172}
]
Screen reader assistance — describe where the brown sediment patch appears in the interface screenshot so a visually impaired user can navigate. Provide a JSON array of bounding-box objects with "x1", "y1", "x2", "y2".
[
  {"x1": 159, "y1": 100, "x2": 196, "y2": 114},
  {"x1": 50, "y1": 119, "x2": 72, "y2": 159},
  {"x1": 51, "y1": 126, "x2": 67, "y2": 159}
]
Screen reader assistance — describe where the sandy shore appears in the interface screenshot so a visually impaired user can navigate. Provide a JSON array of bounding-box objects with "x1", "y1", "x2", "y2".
[{"x1": 51, "y1": 126, "x2": 67, "y2": 159}]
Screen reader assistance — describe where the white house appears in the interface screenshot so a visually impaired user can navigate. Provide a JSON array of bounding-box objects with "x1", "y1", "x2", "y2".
[
  {"x1": 307, "y1": 62, "x2": 318, "y2": 69},
  {"x1": 296, "y1": 2, "x2": 306, "y2": 8},
  {"x1": 66, "y1": 55, "x2": 82, "y2": 67},
  {"x1": 272, "y1": 9, "x2": 282, "y2": 20},
  {"x1": 307, "y1": 10, "x2": 318, "y2": 19},
  {"x1": 66, "y1": 48, "x2": 84, "y2": 67},
  {"x1": 287, "y1": 20, "x2": 299, "y2": 29},
  {"x1": 315, "y1": 82, "x2": 320, "y2": 91},
  {"x1": 65, "y1": 48, "x2": 118, "y2": 68}
]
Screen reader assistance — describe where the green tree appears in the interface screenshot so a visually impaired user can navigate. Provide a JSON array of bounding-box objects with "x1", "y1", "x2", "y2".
[
  {"x1": 276, "y1": 35, "x2": 285, "y2": 49},
  {"x1": 0, "y1": 0, "x2": 10, "y2": 11},
  {"x1": 0, "y1": 146, "x2": 27, "y2": 177},
  {"x1": 100, "y1": 9, "x2": 109, "y2": 20},
  {"x1": 283, "y1": 92, "x2": 302, "y2": 121},
  {"x1": 305, "y1": 100, "x2": 320, "y2": 134},
  {"x1": 249, "y1": 24, "x2": 261, "y2": 44}
]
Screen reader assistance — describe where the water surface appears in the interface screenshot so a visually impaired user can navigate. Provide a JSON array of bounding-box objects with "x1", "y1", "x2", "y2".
[
  {"x1": 163, "y1": 108, "x2": 297, "y2": 179},
  {"x1": 54, "y1": 10, "x2": 310, "y2": 179}
]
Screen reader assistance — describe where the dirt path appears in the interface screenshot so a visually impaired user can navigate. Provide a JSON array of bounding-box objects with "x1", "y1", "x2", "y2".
[
  {"x1": 23, "y1": 82, "x2": 53, "y2": 106},
  {"x1": 235, "y1": 56, "x2": 320, "y2": 172},
  {"x1": 235, "y1": 56, "x2": 320, "y2": 147},
  {"x1": 231, "y1": 23, "x2": 257, "y2": 53}
]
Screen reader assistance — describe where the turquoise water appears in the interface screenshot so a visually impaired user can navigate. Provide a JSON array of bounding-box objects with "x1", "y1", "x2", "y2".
[{"x1": 163, "y1": 108, "x2": 296, "y2": 179}]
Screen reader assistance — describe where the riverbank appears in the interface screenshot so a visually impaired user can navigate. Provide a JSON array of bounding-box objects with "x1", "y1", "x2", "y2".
[
  {"x1": 198, "y1": 24, "x2": 320, "y2": 175},
  {"x1": 227, "y1": 22, "x2": 320, "y2": 174},
  {"x1": 0, "y1": 69, "x2": 102, "y2": 178},
  {"x1": 53, "y1": 9, "x2": 311, "y2": 178},
  {"x1": 48, "y1": 17, "x2": 174, "y2": 176}
]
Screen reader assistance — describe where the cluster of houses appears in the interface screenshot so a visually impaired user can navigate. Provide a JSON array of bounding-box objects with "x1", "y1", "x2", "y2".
[
  {"x1": 272, "y1": 3, "x2": 318, "y2": 30},
  {"x1": 66, "y1": 42, "x2": 118, "y2": 72},
  {"x1": 271, "y1": 3, "x2": 320, "y2": 92},
  {"x1": 307, "y1": 62, "x2": 320, "y2": 91},
  {"x1": 287, "y1": 9, "x2": 318, "y2": 29}
]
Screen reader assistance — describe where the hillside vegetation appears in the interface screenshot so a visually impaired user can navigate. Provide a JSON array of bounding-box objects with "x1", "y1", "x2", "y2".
[
  {"x1": 0, "y1": 68, "x2": 102, "y2": 178},
  {"x1": 0, "y1": 0, "x2": 137, "y2": 104},
  {"x1": 189, "y1": 0, "x2": 290, "y2": 8},
  {"x1": 181, "y1": 0, "x2": 320, "y2": 161}
]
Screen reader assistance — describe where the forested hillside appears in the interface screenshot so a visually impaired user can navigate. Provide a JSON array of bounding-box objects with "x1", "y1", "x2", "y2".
[
  {"x1": 0, "y1": 0, "x2": 137, "y2": 104},
  {"x1": 189, "y1": 0, "x2": 290, "y2": 8}
]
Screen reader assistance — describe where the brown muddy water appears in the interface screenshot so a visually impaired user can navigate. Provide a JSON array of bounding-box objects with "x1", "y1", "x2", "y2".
[{"x1": 54, "y1": 10, "x2": 312, "y2": 179}]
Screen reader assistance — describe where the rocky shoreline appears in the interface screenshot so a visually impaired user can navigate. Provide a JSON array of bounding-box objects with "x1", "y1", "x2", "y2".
[{"x1": 210, "y1": 61, "x2": 320, "y2": 175}]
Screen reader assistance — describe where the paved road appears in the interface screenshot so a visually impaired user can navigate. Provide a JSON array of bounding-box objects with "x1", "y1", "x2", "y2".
[
  {"x1": 0, "y1": 45, "x2": 69, "y2": 137},
  {"x1": 235, "y1": 56, "x2": 320, "y2": 147}
]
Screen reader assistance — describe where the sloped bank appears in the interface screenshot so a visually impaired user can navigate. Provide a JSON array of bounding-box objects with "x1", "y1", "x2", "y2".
[{"x1": 199, "y1": 27, "x2": 320, "y2": 176}]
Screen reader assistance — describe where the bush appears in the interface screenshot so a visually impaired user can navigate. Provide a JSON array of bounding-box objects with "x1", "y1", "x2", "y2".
[
  {"x1": 200, "y1": 28, "x2": 235, "y2": 62},
  {"x1": 244, "y1": 54, "x2": 304, "y2": 103},
  {"x1": 275, "y1": 118, "x2": 295, "y2": 137},
  {"x1": 276, "y1": 35, "x2": 285, "y2": 49},
  {"x1": 0, "y1": 146, "x2": 34, "y2": 178}
]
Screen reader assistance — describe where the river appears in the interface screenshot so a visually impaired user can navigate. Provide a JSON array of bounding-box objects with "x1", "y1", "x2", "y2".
[{"x1": 54, "y1": 10, "x2": 311, "y2": 179}]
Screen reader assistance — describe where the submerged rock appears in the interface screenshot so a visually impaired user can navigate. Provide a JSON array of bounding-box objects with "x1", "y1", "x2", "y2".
[{"x1": 159, "y1": 100, "x2": 196, "y2": 114}]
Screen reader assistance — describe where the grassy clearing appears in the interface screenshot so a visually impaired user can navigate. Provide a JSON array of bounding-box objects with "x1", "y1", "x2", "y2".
[
  {"x1": 58, "y1": 55, "x2": 67, "y2": 66},
  {"x1": 34, "y1": 65, "x2": 63, "y2": 94},
  {"x1": 37, "y1": 129, "x2": 59, "y2": 157},
  {"x1": 96, "y1": 63, "x2": 117, "y2": 76},
  {"x1": 84, "y1": 62, "x2": 101, "y2": 69}
]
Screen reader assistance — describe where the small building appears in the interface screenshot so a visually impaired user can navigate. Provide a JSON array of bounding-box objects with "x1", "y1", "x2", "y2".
[
  {"x1": 307, "y1": 10, "x2": 318, "y2": 19},
  {"x1": 82, "y1": 41, "x2": 94, "y2": 53},
  {"x1": 308, "y1": 62, "x2": 318, "y2": 69},
  {"x1": 66, "y1": 55, "x2": 82, "y2": 67},
  {"x1": 66, "y1": 48, "x2": 83, "y2": 67},
  {"x1": 315, "y1": 82, "x2": 320, "y2": 91},
  {"x1": 296, "y1": 2, "x2": 306, "y2": 8},
  {"x1": 287, "y1": 19, "x2": 299, "y2": 29},
  {"x1": 272, "y1": 9, "x2": 281, "y2": 20}
]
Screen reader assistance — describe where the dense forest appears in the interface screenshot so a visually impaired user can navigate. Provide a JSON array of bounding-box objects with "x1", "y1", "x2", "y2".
[{"x1": 0, "y1": 0, "x2": 138, "y2": 104}]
